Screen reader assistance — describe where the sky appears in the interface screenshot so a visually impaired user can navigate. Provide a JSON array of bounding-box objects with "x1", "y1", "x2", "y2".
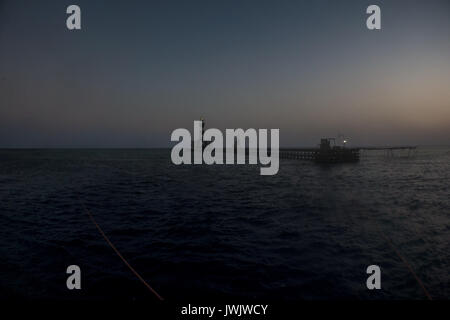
[{"x1": 0, "y1": 0, "x2": 449, "y2": 147}]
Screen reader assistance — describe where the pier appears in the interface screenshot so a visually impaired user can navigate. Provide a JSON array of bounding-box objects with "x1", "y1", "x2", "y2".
[
  {"x1": 359, "y1": 146, "x2": 418, "y2": 158},
  {"x1": 280, "y1": 138, "x2": 417, "y2": 163}
]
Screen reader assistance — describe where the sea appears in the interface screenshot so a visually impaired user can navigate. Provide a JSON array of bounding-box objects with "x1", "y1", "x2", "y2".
[{"x1": 0, "y1": 147, "x2": 448, "y2": 301}]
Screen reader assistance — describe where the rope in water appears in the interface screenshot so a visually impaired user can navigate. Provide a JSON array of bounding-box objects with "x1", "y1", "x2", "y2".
[
  {"x1": 80, "y1": 199, "x2": 164, "y2": 301},
  {"x1": 337, "y1": 206, "x2": 432, "y2": 300},
  {"x1": 78, "y1": 197, "x2": 430, "y2": 301},
  {"x1": 379, "y1": 229, "x2": 432, "y2": 300}
]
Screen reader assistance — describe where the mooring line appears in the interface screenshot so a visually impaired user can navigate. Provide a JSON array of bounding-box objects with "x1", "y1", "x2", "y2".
[
  {"x1": 379, "y1": 229, "x2": 432, "y2": 300},
  {"x1": 337, "y1": 207, "x2": 433, "y2": 300},
  {"x1": 79, "y1": 198, "x2": 164, "y2": 301}
]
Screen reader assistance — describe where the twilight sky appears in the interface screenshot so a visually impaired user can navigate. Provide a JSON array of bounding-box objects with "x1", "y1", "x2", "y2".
[{"x1": 1, "y1": 0, "x2": 449, "y2": 147}]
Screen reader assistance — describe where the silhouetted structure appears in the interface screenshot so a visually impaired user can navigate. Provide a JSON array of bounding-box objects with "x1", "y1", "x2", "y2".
[
  {"x1": 281, "y1": 138, "x2": 359, "y2": 163},
  {"x1": 280, "y1": 138, "x2": 416, "y2": 163}
]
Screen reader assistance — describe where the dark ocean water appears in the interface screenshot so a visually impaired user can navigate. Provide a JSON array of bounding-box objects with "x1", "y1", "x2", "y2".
[{"x1": 0, "y1": 147, "x2": 449, "y2": 301}]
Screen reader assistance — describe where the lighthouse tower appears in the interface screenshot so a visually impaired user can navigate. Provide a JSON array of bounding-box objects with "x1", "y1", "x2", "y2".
[
  {"x1": 200, "y1": 117, "x2": 207, "y2": 149},
  {"x1": 200, "y1": 117, "x2": 205, "y2": 138}
]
